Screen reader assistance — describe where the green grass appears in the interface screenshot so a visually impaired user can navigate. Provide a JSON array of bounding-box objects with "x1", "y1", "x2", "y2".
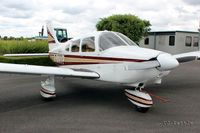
[
  {"x1": 0, "y1": 56, "x2": 56, "y2": 66},
  {"x1": 0, "y1": 39, "x2": 49, "y2": 54},
  {"x1": 0, "y1": 39, "x2": 53, "y2": 66}
]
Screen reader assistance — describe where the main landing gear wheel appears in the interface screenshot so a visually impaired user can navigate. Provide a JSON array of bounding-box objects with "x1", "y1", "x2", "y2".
[
  {"x1": 125, "y1": 89, "x2": 153, "y2": 113},
  {"x1": 40, "y1": 76, "x2": 56, "y2": 99}
]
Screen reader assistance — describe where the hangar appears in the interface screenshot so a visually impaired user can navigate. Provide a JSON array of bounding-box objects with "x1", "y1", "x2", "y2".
[{"x1": 139, "y1": 31, "x2": 200, "y2": 54}]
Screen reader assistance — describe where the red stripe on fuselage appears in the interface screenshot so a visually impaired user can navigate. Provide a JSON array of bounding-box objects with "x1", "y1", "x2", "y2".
[{"x1": 49, "y1": 53, "x2": 148, "y2": 63}]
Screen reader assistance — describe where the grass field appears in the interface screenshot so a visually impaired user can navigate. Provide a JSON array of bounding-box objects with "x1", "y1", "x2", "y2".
[
  {"x1": 0, "y1": 39, "x2": 55, "y2": 66},
  {"x1": 0, "y1": 39, "x2": 48, "y2": 54}
]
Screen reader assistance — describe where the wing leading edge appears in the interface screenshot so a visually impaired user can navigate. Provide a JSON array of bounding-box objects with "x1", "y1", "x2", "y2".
[{"x1": 0, "y1": 63, "x2": 99, "y2": 79}]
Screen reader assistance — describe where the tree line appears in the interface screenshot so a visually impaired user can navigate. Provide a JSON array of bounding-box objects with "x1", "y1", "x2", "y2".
[{"x1": 0, "y1": 36, "x2": 26, "y2": 40}]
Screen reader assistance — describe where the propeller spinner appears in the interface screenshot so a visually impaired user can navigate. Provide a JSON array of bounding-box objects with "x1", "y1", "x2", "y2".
[{"x1": 157, "y1": 53, "x2": 179, "y2": 71}]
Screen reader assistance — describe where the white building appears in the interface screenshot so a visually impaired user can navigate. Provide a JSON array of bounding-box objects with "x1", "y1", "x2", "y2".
[{"x1": 139, "y1": 31, "x2": 200, "y2": 54}]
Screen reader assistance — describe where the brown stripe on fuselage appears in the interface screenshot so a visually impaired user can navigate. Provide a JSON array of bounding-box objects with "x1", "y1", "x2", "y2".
[
  {"x1": 55, "y1": 61, "x2": 117, "y2": 66},
  {"x1": 63, "y1": 57, "x2": 119, "y2": 63},
  {"x1": 49, "y1": 53, "x2": 150, "y2": 66},
  {"x1": 62, "y1": 54, "x2": 147, "y2": 62}
]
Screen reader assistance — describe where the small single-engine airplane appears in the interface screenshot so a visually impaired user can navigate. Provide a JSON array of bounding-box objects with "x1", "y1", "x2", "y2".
[{"x1": 1, "y1": 21, "x2": 200, "y2": 112}]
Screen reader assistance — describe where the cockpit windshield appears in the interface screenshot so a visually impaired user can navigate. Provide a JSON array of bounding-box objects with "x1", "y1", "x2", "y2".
[
  {"x1": 116, "y1": 32, "x2": 138, "y2": 46},
  {"x1": 99, "y1": 32, "x2": 137, "y2": 51}
]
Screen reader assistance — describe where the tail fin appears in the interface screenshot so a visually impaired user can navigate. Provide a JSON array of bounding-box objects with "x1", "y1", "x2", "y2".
[{"x1": 46, "y1": 21, "x2": 59, "y2": 51}]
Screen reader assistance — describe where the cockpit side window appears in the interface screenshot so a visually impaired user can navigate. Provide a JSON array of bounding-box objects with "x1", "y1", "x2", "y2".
[
  {"x1": 99, "y1": 32, "x2": 128, "y2": 51},
  {"x1": 71, "y1": 39, "x2": 80, "y2": 52},
  {"x1": 81, "y1": 37, "x2": 95, "y2": 52}
]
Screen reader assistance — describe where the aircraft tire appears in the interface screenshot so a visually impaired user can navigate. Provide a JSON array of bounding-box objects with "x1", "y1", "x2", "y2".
[{"x1": 136, "y1": 106, "x2": 149, "y2": 113}]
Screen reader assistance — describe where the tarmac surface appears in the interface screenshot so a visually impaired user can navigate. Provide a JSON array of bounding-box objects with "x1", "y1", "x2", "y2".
[{"x1": 0, "y1": 61, "x2": 200, "y2": 133}]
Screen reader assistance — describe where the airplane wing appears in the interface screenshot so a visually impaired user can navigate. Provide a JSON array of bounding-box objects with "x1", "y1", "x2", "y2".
[
  {"x1": 0, "y1": 63, "x2": 99, "y2": 79},
  {"x1": 3, "y1": 53, "x2": 49, "y2": 57},
  {"x1": 173, "y1": 51, "x2": 200, "y2": 63}
]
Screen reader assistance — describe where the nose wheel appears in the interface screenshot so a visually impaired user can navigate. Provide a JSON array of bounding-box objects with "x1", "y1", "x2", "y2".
[
  {"x1": 125, "y1": 89, "x2": 153, "y2": 113},
  {"x1": 135, "y1": 106, "x2": 149, "y2": 113}
]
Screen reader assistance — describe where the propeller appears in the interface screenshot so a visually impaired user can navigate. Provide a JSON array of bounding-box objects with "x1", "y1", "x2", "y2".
[{"x1": 127, "y1": 53, "x2": 179, "y2": 71}]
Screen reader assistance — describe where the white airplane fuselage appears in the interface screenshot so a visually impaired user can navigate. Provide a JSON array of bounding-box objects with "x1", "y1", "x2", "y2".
[{"x1": 49, "y1": 45, "x2": 170, "y2": 87}]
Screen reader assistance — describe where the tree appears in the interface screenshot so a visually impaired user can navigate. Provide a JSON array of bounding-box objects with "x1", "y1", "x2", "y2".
[
  {"x1": 96, "y1": 14, "x2": 151, "y2": 43},
  {"x1": 3, "y1": 36, "x2": 8, "y2": 40},
  {"x1": 9, "y1": 36, "x2": 15, "y2": 40}
]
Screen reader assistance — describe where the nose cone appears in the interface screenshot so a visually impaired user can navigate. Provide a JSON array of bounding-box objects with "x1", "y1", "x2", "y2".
[{"x1": 157, "y1": 53, "x2": 179, "y2": 71}]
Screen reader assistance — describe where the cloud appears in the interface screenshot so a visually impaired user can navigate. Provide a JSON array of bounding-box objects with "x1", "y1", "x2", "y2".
[
  {"x1": 62, "y1": 6, "x2": 87, "y2": 15},
  {"x1": 0, "y1": 7, "x2": 34, "y2": 19},
  {"x1": 0, "y1": 0, "x2": 199, "y2": 37},
  {"x1": 0, "y1": 0, "x2": 35, "y2": 19},
  {"x1": 182, "y1": 0, "x2": 200, "y2": 5},
  {"x1": 4, "y1": 3, "x2": 31, "y2": 11},
  {"x1": 1, "y1": 0, "x2": 37, "y2": 10}
]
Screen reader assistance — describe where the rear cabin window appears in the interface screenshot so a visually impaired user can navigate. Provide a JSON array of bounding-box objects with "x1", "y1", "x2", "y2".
[
  {"x1": 185, "y1": 36, "x2": 192, "y2": 47},
  {"x1": 71, "y1": 39, "x2": 80, "y2": 52},
  {"x1": 81, "y1": 37, "x2": 95, "y2": 52}
]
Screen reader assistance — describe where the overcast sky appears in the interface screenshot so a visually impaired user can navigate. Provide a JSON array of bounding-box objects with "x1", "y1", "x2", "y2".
[{"x1": 0, "y1": 0, "x2": 200, "y2": 37}]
